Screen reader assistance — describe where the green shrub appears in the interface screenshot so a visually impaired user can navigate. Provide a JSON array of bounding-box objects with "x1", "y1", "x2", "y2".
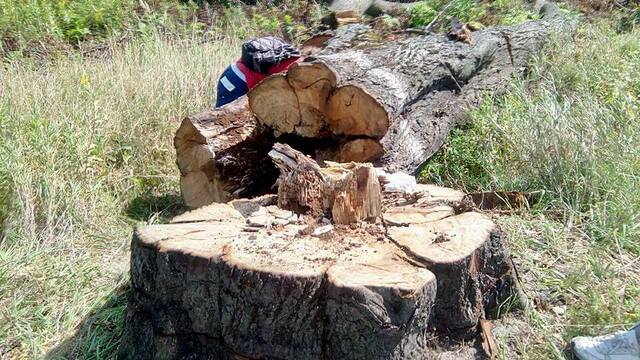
[
  {"x1": 409, "y1": 2, "x2": 439, "y2": 27},
  {"x1": 0, "y1": 0, "x2": 137, "y2": 46},
  {"x1": 407, "y1": 0, "x2": 535, "y2": 29},
  {"x1": 447, "y1": 0, "x2": 487, "y2": 23},
  {"x1": 420, "y1": 24, "x2": 640, "y2": 251},
  {"x1": 617, "y1": 5, "x2": 640, "y2": 33}
]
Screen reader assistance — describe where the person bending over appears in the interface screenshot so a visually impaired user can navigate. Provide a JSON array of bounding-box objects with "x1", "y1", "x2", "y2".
[{"x1": 216, "y1": 36, "x2": 301, "y2": 108}]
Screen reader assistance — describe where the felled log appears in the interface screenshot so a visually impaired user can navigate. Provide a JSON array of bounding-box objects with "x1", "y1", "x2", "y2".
[
  {"x1": 251, "y1": 2, "x2": 571, "y2": 171},
  {"x1": 326, "y1": 0, "x2": 424, "y2": 18},
  {"x1": 120, "y1": 171, "x2": 517, "y2": 359},
  {"x1": 175, "y1": 1, "x2": 573, "y2": 208},
  {"x1": 173, "y1": 97, "x2": 278, "y2": 208}
]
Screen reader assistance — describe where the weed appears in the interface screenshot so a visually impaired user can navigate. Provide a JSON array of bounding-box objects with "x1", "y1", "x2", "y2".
[
  {"x1": 420, "y1": 23, "x2": 640, "y2": 251},
  {"x1": 0, "y1": 32, "x2": 241, "y2": 358},
  {"x1": 407, "y1": 0, "x2": 536, "y2": 29}
]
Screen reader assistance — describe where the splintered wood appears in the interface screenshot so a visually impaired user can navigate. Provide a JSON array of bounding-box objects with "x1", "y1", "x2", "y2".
[
  {"x1": 121, "y1": 159, "x2": 518, "y2": 359},
  {"x1": 268, "y1": 143, "x2": 381, "y2": 224}
]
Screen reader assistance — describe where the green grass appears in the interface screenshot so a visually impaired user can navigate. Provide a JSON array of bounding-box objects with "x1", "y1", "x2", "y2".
[
  {"x1": 407, "y1": 0, "x2": 539, "y2": 28},
  {"x1": 419, "y1": 23, "x2": 640, "y2": 358},
  {"x1": 421, "y1": 23, "x2": 640, "y2": 252},
  {"x1": 0, "y1": 32, "x2": 241, "y2": 359},
  {"x1": 1, "y1": 1, "x2": 639, "y2": 359}
]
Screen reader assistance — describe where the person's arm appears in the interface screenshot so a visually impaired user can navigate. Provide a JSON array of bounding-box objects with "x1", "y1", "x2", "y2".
[{"x1": 215, "y1": 63, "x2": 250, "y2": 108}]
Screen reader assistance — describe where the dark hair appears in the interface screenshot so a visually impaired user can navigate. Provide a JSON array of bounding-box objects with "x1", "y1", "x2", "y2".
[{"x1": 241, "y1": 36, "x2": 301, "y2": 74}]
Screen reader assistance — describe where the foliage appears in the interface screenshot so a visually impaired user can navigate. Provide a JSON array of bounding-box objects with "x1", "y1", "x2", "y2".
[
  {"x1": 0, "y1": 32, "x2": 241, "y2": 359},
  {"x1": 407, "y1": 0, "x2": 537, "y2": 29},
  {"x1": 0, "y1": 0, "x2": 325, "y2": 58},
  {"x1": 0, "y1": 0, "x2": 136, "y2": 46},
  {"x1": 616, "y1": 3, "x2": 640, "y2": 33},
  {"x1": 409, "y1": 2, "x2": 440, "y2": 27}
]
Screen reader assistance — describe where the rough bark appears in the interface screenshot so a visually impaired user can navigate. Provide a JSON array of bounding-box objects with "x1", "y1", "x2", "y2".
[{"x1": 122, "y1": 175, "x2": 518, "y2": 359}]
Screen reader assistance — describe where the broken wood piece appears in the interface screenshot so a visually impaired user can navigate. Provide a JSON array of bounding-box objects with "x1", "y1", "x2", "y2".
[
  {"x1": 479, "y1": 319, "x2": 498, "y2": 359},
  {"x1": 174, "y1": 97, "x2": 277, "y2": 208},
  {"x1": 269, "y1": 143, "x2": 381, "y2": 224}
]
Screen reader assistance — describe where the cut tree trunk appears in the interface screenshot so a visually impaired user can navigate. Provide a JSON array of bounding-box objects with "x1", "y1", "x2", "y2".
[
  {"x1": 174, "y1": 97, "x2": 278, "y2": 208},
  {"x1": 175, "y1": 1, "x2": 573, "y2": 208},
  {"x1": 121, "y1": 161, "x2": 517, "y2": 359},
  {"x1": 326, "y1": 0, "x2": 423, "y2": 18},
  {"x1": 251, "y1": 1, "x2": 572, "y2": 172}
]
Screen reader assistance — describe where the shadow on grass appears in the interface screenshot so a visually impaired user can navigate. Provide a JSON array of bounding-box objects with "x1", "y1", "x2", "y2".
[
  {"x1": 125, "y1": 193, "x2": 187, "y2": 224},
  {"x1": 44, "y1": 283, "x2": 130, "y2": 360},
  {"x1": 43, "y1": 193, "x2": 187, "y2": 359}
]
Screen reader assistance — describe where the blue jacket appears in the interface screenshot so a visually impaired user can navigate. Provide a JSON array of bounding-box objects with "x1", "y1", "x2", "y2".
[{"x1": 215, "y1": 63, "x2": 250, "y2": 108}]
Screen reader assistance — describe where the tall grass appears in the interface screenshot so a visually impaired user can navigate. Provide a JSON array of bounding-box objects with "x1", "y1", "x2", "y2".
[
  {"x1": 0, "y1": 33, "x2": 241, "y2": 358},
  {"x1": 417, "y1": 23, "x2": 640, "y2": 358},
  {"x1": 421, "y1": 24, "x2": 640, "y2": 252}
]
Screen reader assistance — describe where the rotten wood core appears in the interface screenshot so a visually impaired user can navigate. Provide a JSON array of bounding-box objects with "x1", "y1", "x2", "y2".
[
  {"x1": 120, "y1": 168, "x2": 517, "y2": 359},
  {"x1": 269, "y1": 143, "x2": 381, "y2": 224}
]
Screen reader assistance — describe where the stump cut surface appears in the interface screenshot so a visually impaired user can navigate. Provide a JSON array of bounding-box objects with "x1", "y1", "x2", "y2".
[{"x1": 123, "y1": 178, "x2": 516, "y2": 359}]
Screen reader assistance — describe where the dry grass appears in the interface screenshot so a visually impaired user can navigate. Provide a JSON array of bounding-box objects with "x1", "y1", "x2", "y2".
[
  {"x1": 420, "y1": 22, "x2": 640, "y2": 359},
  {"x1": 1, "y1": 11, "x2": 639, "y2": 360},
  {"x1": 0, "y1": 33, "x2": 241, "y2": 359}
]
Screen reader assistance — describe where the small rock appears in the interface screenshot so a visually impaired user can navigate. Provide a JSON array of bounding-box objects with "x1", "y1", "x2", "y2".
[
  {"x1": 247, "y1": 214, "x2": 272, "y2": 227},
  {"x1": 551, "y1": 305, "x2": 565, "y2": 316},
  {"x1": 312, "y1": 225, "x2": 334, "y2": 237}
]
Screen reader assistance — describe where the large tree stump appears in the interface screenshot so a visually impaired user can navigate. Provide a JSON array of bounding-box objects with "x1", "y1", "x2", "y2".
[
  {"x1": 121, "y1": 145, "x2": 517, "y2": 359},
  {"x1": 175, "y1": 1, "x2": 573, "y2": 208}
]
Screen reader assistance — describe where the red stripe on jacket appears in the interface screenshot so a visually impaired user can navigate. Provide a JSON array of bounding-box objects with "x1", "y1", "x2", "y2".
[{"x1": 235, "y1": 57, "x2": 302, "y2": 90}]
